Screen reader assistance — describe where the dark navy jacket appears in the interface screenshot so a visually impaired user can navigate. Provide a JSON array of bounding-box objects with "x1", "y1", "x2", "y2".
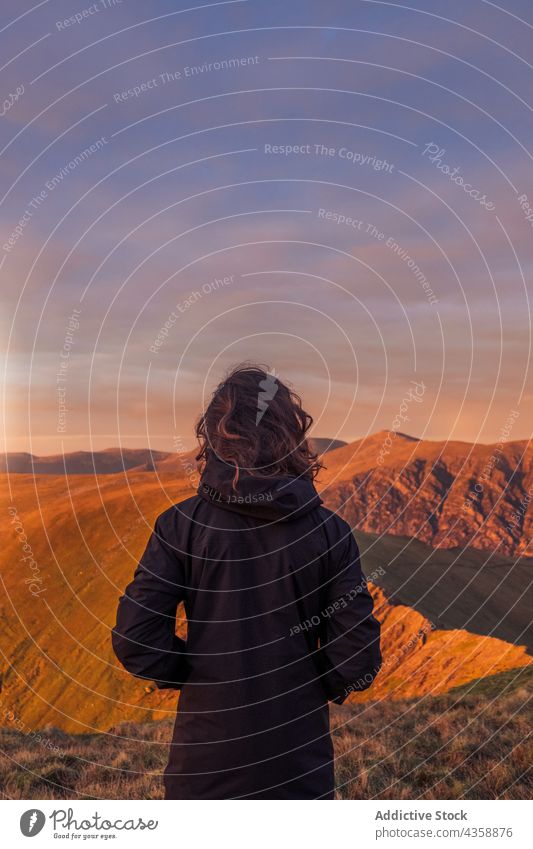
[{"x1": 112, "y1": 457, "x2": 381, "y2": 799}]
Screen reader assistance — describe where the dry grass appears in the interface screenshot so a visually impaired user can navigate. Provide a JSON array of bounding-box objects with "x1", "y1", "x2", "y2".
[
  {"x1": 1, "y1": 667, "x2": 531, "y2": 800},
  {"x1": 333, "y1": 666, "x2": 533, "y2": 800}
]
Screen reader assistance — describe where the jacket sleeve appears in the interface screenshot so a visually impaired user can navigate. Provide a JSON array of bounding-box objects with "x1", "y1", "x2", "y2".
[
  {"x1": 111, "y1": 516, "x2": 188, "y2": 690},
  {"x1": 317, "y1": 528, "x2": 382, "y2": 704}
]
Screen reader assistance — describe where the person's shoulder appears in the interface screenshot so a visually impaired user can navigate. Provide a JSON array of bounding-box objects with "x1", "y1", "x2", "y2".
[
  {"x1": 316, "y1": 503, "x2": 351, "y2": 530},
  {"x1": 316, "y1": 505, "x2": 354, "y2": 540},
  {"x1": 316, "y1": 507, "x2": 359, "y2": 568},
  {"x1": 155, "y1": 495, "x2": 202, "y2": 531}
]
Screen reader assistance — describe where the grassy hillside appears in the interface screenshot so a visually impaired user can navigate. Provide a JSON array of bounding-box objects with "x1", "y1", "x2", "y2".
[
  {"x1": 1, "y1": 469, "x2": 531, "y2": 733},
  {"x1": 355, "y1": 530, "x2": 533, "y2": 651},
  {"x1": 1, "y1": 666, "x2": 531, "y2": 800}
]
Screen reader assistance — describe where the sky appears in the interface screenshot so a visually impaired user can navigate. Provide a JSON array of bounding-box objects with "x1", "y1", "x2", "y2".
[{"x1": 1, "y1": 0, "x2": 532, "y2": 452}]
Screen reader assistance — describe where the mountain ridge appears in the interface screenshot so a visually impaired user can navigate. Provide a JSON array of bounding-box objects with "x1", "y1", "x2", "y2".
[
  {"x1": 318, "y1": 431, "x2": 532, "y2": 557},
  {"x1": 0, "y1": 437, "x2": 347, "y2": 475},
  {"x1": 3, "y1": 431, "x2": 531, "y2": 556}
]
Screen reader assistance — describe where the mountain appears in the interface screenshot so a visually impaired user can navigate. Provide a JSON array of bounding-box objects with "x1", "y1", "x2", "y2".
[
  {"x1": 319, "y1": 431, "x2": 532, "y2": 557},
  {"x1": 1, "y1": 466, "x2": 530, "y2": 733},
  {"x1": 4, "y1": 432, "x2": 530, "y2": 556},
  {"x1": 0, "y1": 437, "x2": 346, "y2": 476},
  {"x1": 0, "y1": 448, "x2": 170, "y2": 475},
  {"x1": 309, "y1": 437, "x2": 347, "y2": 455}
]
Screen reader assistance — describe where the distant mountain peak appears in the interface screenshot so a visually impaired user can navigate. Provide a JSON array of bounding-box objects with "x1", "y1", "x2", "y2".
[{"x1": 370, "y1": 429, "x2": 420, "y2": 442}]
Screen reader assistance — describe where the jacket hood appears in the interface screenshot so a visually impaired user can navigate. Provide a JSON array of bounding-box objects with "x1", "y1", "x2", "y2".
[{"x1": 197, "y1": 454, "x2": 322, "y2": 522}]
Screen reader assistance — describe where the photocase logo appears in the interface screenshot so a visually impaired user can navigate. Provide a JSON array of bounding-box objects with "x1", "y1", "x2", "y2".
[
  {"x1": 20, "y1": 809, "x2": 46, "y2": 837},
  {"x1": 256, "y1": 369, "x2": 279, "y2": 425}
]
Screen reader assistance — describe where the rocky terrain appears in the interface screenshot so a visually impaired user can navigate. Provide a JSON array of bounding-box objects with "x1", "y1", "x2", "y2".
[{"x1": 319, "y1": 431, "x2": 532, "y2": 557}]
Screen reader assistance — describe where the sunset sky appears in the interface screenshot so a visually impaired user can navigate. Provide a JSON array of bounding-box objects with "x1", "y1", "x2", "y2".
[{"x1": 2, "y1": 0, "x2": 532, "y2": 453}]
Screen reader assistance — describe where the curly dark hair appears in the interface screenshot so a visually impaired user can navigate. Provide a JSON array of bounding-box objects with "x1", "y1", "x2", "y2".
[{"x1": 195, "y1": 363, "x2": 323, "y2": 486}]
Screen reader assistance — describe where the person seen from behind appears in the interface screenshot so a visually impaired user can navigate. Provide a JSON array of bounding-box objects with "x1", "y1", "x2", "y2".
[{"x1": 112, "y1": 364, "x2": 382, "y2": 799}]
